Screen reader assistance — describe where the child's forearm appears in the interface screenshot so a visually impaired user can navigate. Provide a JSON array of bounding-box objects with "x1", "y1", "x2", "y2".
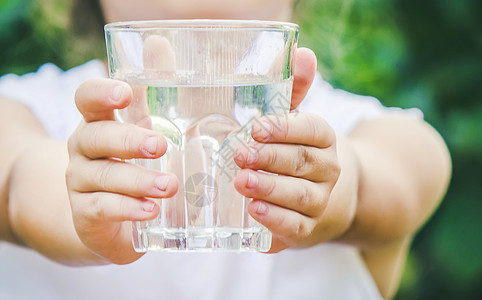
[
  {"x1": 335, "y1": 116, "x2": 451, "y2": 299},
  {"x1": 0, "y1": 99, "x2": 105, "y2": 266},
  {"x1": 339, "y1": 117, "x2": 451, "y2": 247},
  {"x1": 8, "y1": 138, "x2": 106, "y2": 266}
]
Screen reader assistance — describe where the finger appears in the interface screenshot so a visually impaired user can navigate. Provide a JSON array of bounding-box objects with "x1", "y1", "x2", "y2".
[
  {"x1": 143, "y1": 35, "x2": 176, "y2": 72},
  {"x1": 72, "y1": 192, "x2": 161, "y2": 223},
  {"x1": 67, "y1": 158, "x2": 178, "y2": 198},
  {"x1": 251, "y1": 113, "x2": 336, "y2": 148},
  {"x1": 69, "y1": 120, "x2": 167, "y2": 159},
  {"x1": 234, "y1": 169, "x2": 328, "y2": 217},
  {"x1": 76, "y1": 221, "x2": 144, "y2": 265},
  {"x1": 234, "y1": 143, "x2": 339, "y2": 182},
  {"x1": 75, "y1": 78, "x2": 132, "y2": 122},
  {"x1": 247, "y1": 199, "x2": 315, "y2": 251},
  {"x1": 291, "y1": 47, "x2": 317, "y2": 110},
  {"x1": 116, "y1": 35, "x2": 177, "y2": 129}
]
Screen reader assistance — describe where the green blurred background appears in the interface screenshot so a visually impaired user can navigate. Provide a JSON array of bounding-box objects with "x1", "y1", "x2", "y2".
[{"x1": 1, "y1": 0, "x2": 481, "y2": 298}]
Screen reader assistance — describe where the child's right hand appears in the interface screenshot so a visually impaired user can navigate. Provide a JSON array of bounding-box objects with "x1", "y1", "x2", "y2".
[{"x1": 66, "y1": 78, "x2": 179, "y2": 264}]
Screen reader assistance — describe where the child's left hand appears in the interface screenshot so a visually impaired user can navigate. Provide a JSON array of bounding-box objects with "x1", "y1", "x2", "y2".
[
  {"x1": 233, "y1": 48, "x2": 358, "y2": 252},
  {"x1": 234, "y1": 111, "x2": 358, "y2": 253}
]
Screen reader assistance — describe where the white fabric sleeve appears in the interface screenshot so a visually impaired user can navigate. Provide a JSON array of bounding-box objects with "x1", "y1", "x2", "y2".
[
  {"x1": 299, "y1": 73, "x2": 424, "y2": 136},
  {"x1": 0, "y1": 60, "x2": 106, "y2": 141}
]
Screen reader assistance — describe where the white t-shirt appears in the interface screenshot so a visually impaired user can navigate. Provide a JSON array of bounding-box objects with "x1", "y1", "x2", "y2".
[{"x1": 0, "y1": 60, "x2": 420, "y2": 300}]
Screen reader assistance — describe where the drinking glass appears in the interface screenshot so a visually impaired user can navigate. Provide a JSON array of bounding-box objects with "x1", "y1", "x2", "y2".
[{"x1": 105, "y1": 19, "x2": 299, "y2": 252}]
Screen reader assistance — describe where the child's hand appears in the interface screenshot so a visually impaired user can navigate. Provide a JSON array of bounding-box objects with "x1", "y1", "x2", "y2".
[
  {"x1": 66, "y1": 78, "x2": 178, "y2": 264},
  {"x1": 233, "y1": 112, "x2": 355, "y2": 253},
  {"x1": 232, "y1": 48, "x2": 356, "y2": 253}
]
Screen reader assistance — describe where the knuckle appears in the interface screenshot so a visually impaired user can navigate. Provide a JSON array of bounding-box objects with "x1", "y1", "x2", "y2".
[
  {"x1": 122, "y1": 130, "x2": 133, "y2": 153},
  {"x1": 309, "y1": 148, "x2": 340, "y2": 183},
  {"x1": 294, "y1": 146, "x2": 309, "y2": 176},
  {"x1": 293, "y1": 222, "x2": 306, "y2": 239},
  {"x1": 313, "y1": 187, "x2": 329, "y2": 216},
  {"x1": 81, "y1": 123, "x2": 103, "y2": 158},
  {"x1": 96, "y1": 160, "x2": 116, "y2": 190},
  {"x1": 86, "y1": 193, "x2": 106, "y2": 221},
  {"x1": 263, "y1": 175, "x2": 277, "y2": 198},
  {"x1": 284, "y1": 219, "x2": 311, "y2": 243},
  {"x1": 275, "y1": 214, "x2": 289, "y2": 232},
  {"x1": 266, "y1": 146, "x2": 279, "y2": 168},
  {"x1": 325, "y1": 151, "x2": 341, "y2": 182},
  {"x1": 122, "y1": 126, "x2": 144, "y2": 155},
  {"x1": 295, "y1": 183, "x2": 313, "y2": 210},
  {"x1": 133, "y1": 169, "x2": 148, "y2": 192},
  {"x1": 295, "y1": 220, "x2": 313, "y2": 240},
  {"x1": 117, "y1": 195, "x2": 132, "y2": 219},
  {"x1": 281, "y1": 118, "x2": 290, "y2": 140},
  {"x1": 308, "y1": 114, "x2": 336, "y2": 146},
  {"x1": 306, "y1": 114, "x2": 322, "y2": 144}
]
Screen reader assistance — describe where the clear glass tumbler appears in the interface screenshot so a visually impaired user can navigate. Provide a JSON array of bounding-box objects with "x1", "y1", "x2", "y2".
[{"x1": 104, "y1": 20, "x2": 299, "y2": 252}]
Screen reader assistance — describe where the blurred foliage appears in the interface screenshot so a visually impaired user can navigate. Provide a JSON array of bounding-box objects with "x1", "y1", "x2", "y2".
[
  {"x1": 0, "y1": 0, "x2": 104, "y2": 75},
  {"x1": 295, "y1": 0, "x2": 407, "y2": 106},
  {"x1": 294, "y1": 1, "x2": 482, "y2": 299},
  {"x1": 297, "y1": 0, "x2": 482, "y2": 299},
  {"x1": 0, "y1": 0, "x2": 70, "y2": 74},
  {"x1": 1, "y1": 0, "x2": 481, "y2": 299}
]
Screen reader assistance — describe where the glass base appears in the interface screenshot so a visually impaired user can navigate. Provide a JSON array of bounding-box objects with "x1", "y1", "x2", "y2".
[{"x1": 132, "y1": 225, "x2": 271, "y2": 252}]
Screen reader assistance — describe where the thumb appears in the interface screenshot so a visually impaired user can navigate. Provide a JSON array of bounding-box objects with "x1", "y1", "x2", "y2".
[
  {"x1": 291, "y1": 47, "x2": 317, "y2": 110},
  {"x1": 75, "y1": 78, "x2": 132, "y2": 122}
]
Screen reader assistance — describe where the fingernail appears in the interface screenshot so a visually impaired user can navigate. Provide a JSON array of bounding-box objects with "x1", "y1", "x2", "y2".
[
  {"x1": 111, "y1": 85, "x2": 124, "y2": 103},
  {"x1": 155, "y1": 175, "x2": 170, "y2": 191},
  {"x1": 246, "y1": 171, "x2": 258, "y2": 189},
  {"x1": 254, "y1": 201, "x2": 268, "y2": 216},
  {"x1": 143, "y1": 137, "x2": 158, "y2": 156},
  {"x1": 142, "y1": 200, "x2": 156, "y2": 212}
]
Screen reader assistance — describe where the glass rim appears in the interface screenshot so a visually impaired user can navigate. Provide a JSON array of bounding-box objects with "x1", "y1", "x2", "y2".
[{"x1": 104, "y1": 19, "x2": 299, "y2": 32}]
